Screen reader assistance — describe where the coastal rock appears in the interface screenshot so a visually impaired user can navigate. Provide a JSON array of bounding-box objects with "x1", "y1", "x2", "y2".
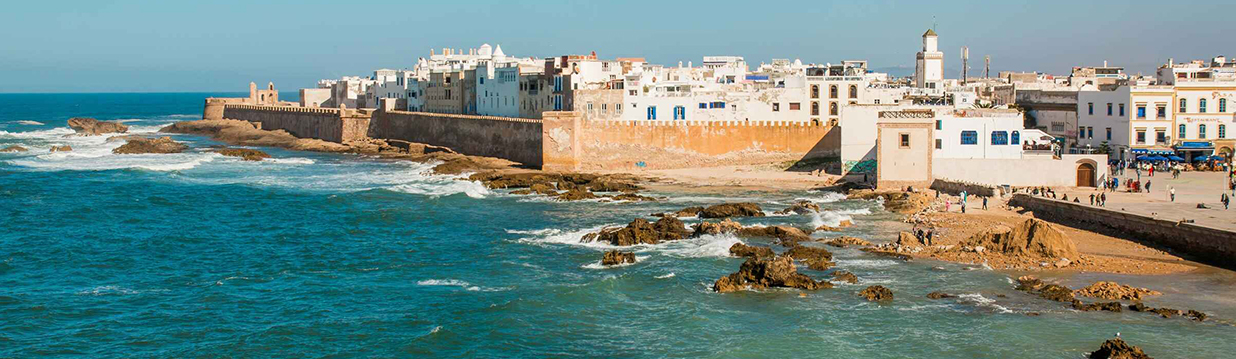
[
  {"x1": 1, "y1": 145, "x2": 28, "y2": 153},
  {"x1": 67, "y1": 117, "x2": 128, "y2": 136},
  {"x1": 583, "y1": 217, "x2": 689, "y2": 246},
  {"x1": 529, "y1": 183, "x2": 558, "y2": 195},
  {"x1": 1088, "y1": 338, "x2": 1153, "y2": 359},
  {"x1": 1185, "y1": 310, "x2": 1207, "y2": 321},
  {"x1": 50, "y1": 145, "x2": 72, "y2": 152},
  {"x1": 848, "y1": 190, "x2": 931, "y2": 214},
  {"x1": 775, "y1": 200, "x2": 820, "y2": 215},
  {"x1": 926, "y1": 291, "x2": 957, "y2": 299},
  {"x1": 895, "y1": 231, "x2": 918, "y2": 247},
  {"x1": 160, "y1": 119, "x2": 350, "y2": 154},
  {"x1": 713, "y1": 256, "x2": 831, "y2": 293},
  {"x1": 1074, "y1": 282, "x2": 1162, "y2": 301},
  {"x1": 1015, "y1": 275, "x2": 1044, "y2": 291},
  {"x1": 1072, "y1": 301, "x2": 1123, "y2": 312},
  {"x1": 738, "y1": 225, "x2": 813, "y2": 246},
  {"x1": 608, "y1": 192, "x2": 657, "y2": 202},
  {"x1": 699, "y1": 203, "x2": 765, "y2": 218},
  {"x1": 1014, "y1": 275, "x2": 1075, "y2": 302},
  {"x1": 659, "y1": 206, "x2": 704, "y2": 218},
  {"x1": 784, "y1": 245, "x2": 834, "y2": 271},
  {"x1": 964, "y1": 218, "x2": 1078, "y2": 260},
  {"x1": 217, "y1": 148, "x2": 271, "y2": 161},
  {"x1": 729, "y1": 243, "x2": 774, "y2": 259},
  {"x1": 831, "y1": 270, "x2": 858, "y2": 284},
  {"x1": 555, "y1": 188, "x2": 598, "y2": 201},
  {"x1": 586, "y1": 178, "x2": 642, "y2": 192},
  {"x1": 1128, "y1": 303, "x2": 1184, "y2": 318},
  {"x1": 858, "y1": 285, "x2": 894, "y2": 302},
  {"x1": 693, "y1": 219, "x2": 743, "y2": 236},
  {"x1": 859, "y1": 247, "x2": 914, "y2": 261},
  {"x1": 815, "y1": 220, "x2": 853, "y2": 232},
  {"x1": 112, "y1": 137, "x2": 187, "y2": 154},
  {"x1": 601, "y1": 250, "x2": 636, "y2": 266},
  {"x1": 822, "y1": 236, "x2": 873, "y2": 248}
]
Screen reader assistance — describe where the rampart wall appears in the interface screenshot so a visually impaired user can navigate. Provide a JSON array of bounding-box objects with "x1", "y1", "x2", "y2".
[
  {"x1": 220, "y1": 104, "x2": 370, "y2": 143},
  {"x1": 370, "y1": 110, "x2": 544, "y2": 168},
  {"x1": 1009, "y1": 194, "x2": 1236, "y2": 271}
]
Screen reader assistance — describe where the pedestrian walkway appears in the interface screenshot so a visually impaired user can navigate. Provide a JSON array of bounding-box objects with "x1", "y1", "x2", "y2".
[{"x1": 1058, "y1": 171, "x2": 1235, "y2": 231}]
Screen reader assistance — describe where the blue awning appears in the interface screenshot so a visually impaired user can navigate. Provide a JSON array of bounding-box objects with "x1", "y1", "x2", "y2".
[
  {"x1": 1177, "y1": 141, "x2": 1214, "y2": 149},
  {"x1": 1131, "y1": 148, "x2": 1173, "y2": 155}
]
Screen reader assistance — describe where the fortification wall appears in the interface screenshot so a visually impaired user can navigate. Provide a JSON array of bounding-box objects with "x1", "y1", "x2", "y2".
[
  {"x1": 370, "y1": 110, "x2": 544, "y2": 168},
  {"x1": 1009, "y1": 194, "x2": 1236, "y2": 271},
  {"x1": 221, "y1": 104, "x2": 370, "y2": 143},
  {"x1": 559, "y1": 118, "x2": 838, "y2": 170}
]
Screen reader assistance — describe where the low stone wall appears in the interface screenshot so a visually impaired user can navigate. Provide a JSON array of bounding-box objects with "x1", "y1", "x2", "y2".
[
  {"x1": 930, "y1": 179, "x2": 997, "y2": 197},
  {"x1": 370, "y1": 110, "x2": 544, "y2": 168},
  {"x1": 933, "y1": 154, "x2": 1106, "y2": 187},
  {"x1": 221, "y1": 104, "x2": 370, "y2": 143},
  {"x1": 1009, "y1": 194, "x2": 1236, "y2": 271}
]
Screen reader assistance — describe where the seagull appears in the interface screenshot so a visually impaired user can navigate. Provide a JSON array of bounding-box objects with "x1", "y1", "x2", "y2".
[{"x1": 1115, "y1": 332, "x2": 1121, "y2": 338}]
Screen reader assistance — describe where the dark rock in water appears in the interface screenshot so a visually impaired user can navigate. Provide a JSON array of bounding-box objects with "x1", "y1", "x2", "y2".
[
  {"x1": 67, "y1": 117, "x2": 128, "y2": 136},
  {"x1": 510, "y1": 189, "x2": 534, "y2": 195},
  {"x1": 528, "y1": 183, "x2": 557, "y2": 195},
  {"x1": 693, "y1": 219, "x2": 743, "y2": 236},
  {"x1": 713, "y1": 256, "x2": 831, "y2": 293},
  {"x1": 859, "y1": 285, "x2": 894, "y2": 302},
  {"x1": 608, "y1": 192, "x2": 657, "y2": 202},
  {"x1": 784, "y1": 245, "x2": 834, "y2": 271},
  {"x1": 669, "y1": 206, "x2": 704, "y2": 218},
  {"x1": 1128, "y1": 303, "x2": 1185, "y2": 319},
  {"x1": 729, "y1": 243, "x2": 774, "y2": 259},
  {"x1": 217, "y1": 148, "x2": 271, "y2": 161},
  {"x1": 1185, "y1": 310, "x2": 1207, "y2": 321},
  {"x1": 583, "y1": 217, "x2": 689, "y2": 246},
  {"x1": 1, "y1": 145, "x2": 28, "y2": 153},
  {"x1": 858, "y1": 247, "x2": 913, "y2": 261},
  {"x1": 50, "y1": 145, "x2": 72, "y2": 152},
  {"x1": 1072, "y1": 301, "x2": 1123, "y2": 312},
  {"x1": 926, "y1": 291, "x2": 956, "y2": 299},
  {"x1": 699, "y1": 203, "x2": 765, "y2": 218},
  {"x1": 555, "y1": 188, "x2": 598, "y2": 201},
  {"x1": 822, "y1": 236, "x2": 873, "y2": 248},
  {"x1": 774, "y1": 200, "x2": 821, "y2": 215},
  {"x1": 1015, "y1": 275, "x2": 1044, "y2": 291},
  {"x1": 113, "y1": 137, "x2": 187, "y2": 154},
  {"x1": 739, "y1": 225, "x2": 813, "y2": 246},
  {"x1": 1037, "y1": 284, "x2": 1076, "y2": 302},
  {"x1": 1088, "y1": 338, "x2": 1152, "y2": 359},
  {"x1": 601, "y1": 250, "x2": 636, "y2": 266},
  {"x1": 587, "y1": 179, "x2": 641, "y2": 192},
  {"x1": 831, "y1": 270, "x2": 858, "y2": 284}
]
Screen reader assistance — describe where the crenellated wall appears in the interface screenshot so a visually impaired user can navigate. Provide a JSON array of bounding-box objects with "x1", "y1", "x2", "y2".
[
  {"x1": 220, "y1": 104, "x2": 371, "y2": 143},
  {"x1": 370, "y1": 110, "x2": 544, "y2": 168}
]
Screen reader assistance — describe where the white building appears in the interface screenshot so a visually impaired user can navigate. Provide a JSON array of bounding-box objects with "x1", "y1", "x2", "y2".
[
  {"x1": 1076, "y1": 85, "x2": 1132, "y2": 160},
  {"x1": 914, "y1": 29, "x2": 944, "y2": 89}
]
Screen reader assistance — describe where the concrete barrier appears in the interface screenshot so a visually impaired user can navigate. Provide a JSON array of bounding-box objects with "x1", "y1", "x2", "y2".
[{"x1": 1009, "y1": 194, "x2": 1236, "y2": 271}]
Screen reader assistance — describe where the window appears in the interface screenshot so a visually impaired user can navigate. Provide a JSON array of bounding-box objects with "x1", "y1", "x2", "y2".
[
  {"x1": 849, "y1": 85, "x2": 858, "y2": 99},
  {"x1": 900, "y1": 133, "x2": 910, "y2": 148},
  {"x1": 673, "y1": 105, "x2": 686, "y2": 120},
  {"x1": 699, "y1": 103, "x2": 707, "y2": 109},
  {"x1": 1088, "y1": 102, "x2": 1094, "y2": 115},
  {"x1": 1220, "y1": 124, "x2": 1227, "y2": 138},
  {"x1": 647, "y1": 106, "x2": 657, "y2": 120},
  {"x1": 1088, "y1": 127, "x2": 1094, "y2": 139},
  {"x1": 789, "y1": 102, "x2": 801, "y2": 111},
  {"x1": 811, "y1": 102, "x2": 819, "y2": 116},
  {"x1": 1119, "y1": 104, "x2": 1125, "y2": 117},
  {"x1": 1156, "y1": 130, "x2": 1166, "y2": 143},
  {"x1": 709, "y1": 101, "x2": 726, "y2": 109},
  {"x1": 1157, "y1": 105, "x2": 1166, "y2": 118},
  {"x1": 1137, "y1": 131, "x2": 1146, "y2": 144},
  {"x1": 935, "y1": 138, "x2": 942, "y2": 149},
  {"x1": 1200, "y1": 99, "x2": 1208, "y2": 113},
  {"x1": 961, "y1": 131, "x2": 978, "y2": 145},
  {"x1": 1106, "y1": 127, "x2": 1112, "y2": 141},
  {"x1": 830, "y1": 85, "x2": 838, "y2": 99},
  {"x1": 811, "y1": 85, "x2": 819, "y2": 99},
  {"x1": 1180, "y1": 99, "x2": 1187, "y2": 113},
  {"x1": 773, "y1": 103, "x2": 780, "y2": 112},
  {"x1": 1107, "y1": 103, "x2": 1112, "y2": 116},
  {"x1": 1222, "y1": 98, "x2": 1229, "y2": 112},
  {"x1": 935, "y1": 120, "x2": 942, "y2": 130},
  {"x1": 1179, "y1": 124, "x2": 1187, "y2": 138},
  {"x1": 874, "y1": 99, "x2": 881, "y2": 104},
  {"x1": 1078, "y1": 127, "x2": 1085, "y2": 140},
  {"x1": 601, "y1": 103, "x2": 608, "y2": 115},
  {"x1": 991, "y1": 131, "x2": 1009, "y2": 145},
  {"x1": 615, "y1": 104, "x2": 622, "y2": 115},
  {"x1": 1137, "y1": 106, "x2": 1146, "y2": 118},
  {"x1": 1199, "y1": 124, "x2": 1207, "y2": 138},
  {"x1": 1011, "y1": 131, "x2": 1020, "y2": 145},
  {"x1": 479, "y1": 77, "x2": 484, "y2": 85},
  {"x1": 829, "y1": 102, "x2": 838, "y2": 116}
]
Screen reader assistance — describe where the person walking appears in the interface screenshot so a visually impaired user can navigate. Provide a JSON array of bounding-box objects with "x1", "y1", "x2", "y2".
[
  {"x1": 1089, "y1": 193, "x2": 1095, "y2": 206},
  {"x1": 1100, "y1": 192, "x2": 1107, "y2": 207},
  {"x1": 982, "y1": 196, "x2": 988, "y2": 210},
  {"x1": 1146, "y1": 180, "x2": 1152, "y2": 193},
  {"x1": 1170, "y1": 187, "x2": 1176, "y2": 202},
  {"x1": 1222, "y1": 193, "x2": 1230, "y2": 210}
]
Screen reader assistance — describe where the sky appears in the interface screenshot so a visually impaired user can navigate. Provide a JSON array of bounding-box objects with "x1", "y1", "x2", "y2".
[{"x1": 1, "y1": 0, "x2": 1233, "y2": 93}]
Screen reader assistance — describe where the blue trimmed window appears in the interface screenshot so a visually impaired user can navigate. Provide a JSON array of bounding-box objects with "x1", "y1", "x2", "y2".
[
  {"x1": 1179, "y1": 124, "x2": 1187, "y2": 138},
  {"x1": 1221, "y1": 99, "x2": 1228, "y2": 112},
  {"x1": 1200, "y1": 99, "x2": 1208, "y2": 113},
  {"x1": 647, "y1": 106, "x2": 657, "y2": 120},
  {"x1": 1199, "y1": 124, "x2": 1207, "y2": 138},
  {"x1": 991, "y1": 131, "x2": 1009, "y2": 145},
  {"x1": 1011, "y1": 131, "x2": 1020, "y2": 145},
  {"x1": 961, "y1": 131, "x2": 978, "y2": 145}
]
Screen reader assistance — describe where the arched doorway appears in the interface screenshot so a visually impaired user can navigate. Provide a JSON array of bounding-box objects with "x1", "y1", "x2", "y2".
[{"x1": 1076, "y1": 163, "x2": 1096, "y2": 187}]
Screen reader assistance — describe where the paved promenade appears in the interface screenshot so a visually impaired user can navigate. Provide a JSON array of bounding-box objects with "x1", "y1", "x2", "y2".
[{"x1": 1057, "y1": 171, "x2": 1235, "y2": 231}]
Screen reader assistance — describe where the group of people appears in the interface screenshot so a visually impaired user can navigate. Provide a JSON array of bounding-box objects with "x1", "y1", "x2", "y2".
[
  {"x1": 1088, "y1": 192, "x2": 1108, "y2": 207},
  {"x1": 912, "y1": 225, "x2": 935, "y2": 246}
]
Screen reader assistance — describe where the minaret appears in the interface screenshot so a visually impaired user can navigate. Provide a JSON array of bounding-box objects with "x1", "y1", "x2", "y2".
[{"x1": 915, "y1": 29, "x2": 944, "y2": 88}]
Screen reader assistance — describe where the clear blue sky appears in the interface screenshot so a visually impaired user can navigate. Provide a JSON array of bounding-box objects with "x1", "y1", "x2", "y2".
[{"x1": 2, "y1": 0, "x2": 1231, "y2": 93}]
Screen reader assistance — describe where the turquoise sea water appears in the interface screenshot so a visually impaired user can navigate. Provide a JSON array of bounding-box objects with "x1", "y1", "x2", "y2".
[{"x1": 1, "y1": 93, "x2": 1235, "y2": 358}]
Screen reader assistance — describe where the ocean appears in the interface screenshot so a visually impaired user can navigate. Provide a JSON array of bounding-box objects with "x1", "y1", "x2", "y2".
[{"x1": 1, "y1": 93, "x2": 1234, "y2": 358}]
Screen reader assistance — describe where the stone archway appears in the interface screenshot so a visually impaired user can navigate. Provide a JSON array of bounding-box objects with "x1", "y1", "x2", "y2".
[{"x1": 1076, "y1": 162, "x2": 1096, "y2": 187}]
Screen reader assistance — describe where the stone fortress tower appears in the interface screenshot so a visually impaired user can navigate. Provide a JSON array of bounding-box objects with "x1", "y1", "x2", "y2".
[{"x1": 915, "y1": 29, "x2": 944, "y2": 89}]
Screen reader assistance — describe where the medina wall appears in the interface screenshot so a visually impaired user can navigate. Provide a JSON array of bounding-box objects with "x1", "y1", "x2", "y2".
[
  {"x1": 221, "y1": 104, "x2": 371, "y2": 143},
  {"x1": 370, "y1": 110, "x2": 544, "y2": 168},
  {"x1": 932, "y1": 154, "x2": 1106, "y2": 187},
  {"x1": 554, "y1": 118, "x2": 838, "y2": 171}
]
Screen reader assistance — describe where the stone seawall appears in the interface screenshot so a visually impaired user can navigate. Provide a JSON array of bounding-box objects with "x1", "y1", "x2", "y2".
[
  {"x1": 1009, "y1": 194, "x2": 1236, "y2": 271},
  {"x1": 370, "y1": 110, "x2": 544, "y2": 168},
  {"x1": 221, "y1": 104, "x2": 371, "y2": 143}
]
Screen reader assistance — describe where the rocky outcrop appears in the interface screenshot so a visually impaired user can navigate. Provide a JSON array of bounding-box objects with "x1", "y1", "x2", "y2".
[
  {"x1": 1015, "y1": 276, "x2": 1075, "y2": 302},
  {"x1": 713, "y1": 256, "x2": 831, "y2": 293},
  {"x1": 693, "y1": 219, "x2": 743, "y2": 236},
  {"x1": 555, "y1": 189, "x2": 598, "y2": 201},
  {"x1": 738, "y1": 225, "x2": 813, "y2": 246},
  {"x1": 965, "y1": 218, "x2": 1078, "y2": 261},
  {"x1": 858, "y1": 285, "x2": 894, "y2": 302},
  {"x1": 658, "y1": 206, "x2": 704, "y2": 218},
  {"x1": 775, "y1": 200, "x2": 820, "y2": 215},
  {"x1": 822, "y1": 236, "x2": 873, "y2": 248},
  {"x1": 217, "y1": 148, "x2": 271, "y2": 161},
  {"x1": 729, "y1": 243, "x2": 774, "y2": 259},
  {"x1": 848, "y1": 190, "x2": 931, "y2": 214},
  {"x1": 582, "y1": 217, "x2": 690, "y2": 246},
  {"x1": 1088, "y1": 338, "x2": 1152, "y2": 359},
  {"x1": 50, "y1": 145, "x2": 72, "y2": 152},
  {"x1": 895, "y1": 232, "x2": 919, "y2": 247},
  {"x1": 608, "y1": 192, "x2": 658, "y2": 202},
  {"x1": 467, "y1": 171, "x2": 646, "y2": 202},
  {"x1": 113, "y1": 137, "x2": 187, "y2": 154},
  {"x1": 699, "y1": 203, "x2": 765, "y2": 218},
  {"x1": 601, "y1": 250, "x2": 636, "y2": 266},
  {"x1": 1072, "y1": 301, "x2": 1123, "y2": 312},
  {"x1": 784, "y1": 245, "x2": 834, "y2": 271},
  {"x1": 67, "y1": 117, "x2": 128, "y2": 136},
  {"x1": 0, "y1": 145, "x2": 28, "y2": 153},
  {"x1": 1074, "y1": 282, "x2": 1162, "y2": 301},
  {"x1": 926, "y1": 291, "x2": 956, "y2": 299},
  {"x1": 815, "y1": 220, "x2": 854, "y2": 232},
  {"x1": 831, "y1": 270, "x2": 858, "y2": 284}
]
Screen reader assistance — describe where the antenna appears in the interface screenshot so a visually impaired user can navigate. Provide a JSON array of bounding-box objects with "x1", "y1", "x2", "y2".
[
  {"x1": 984, "y1": 55, "x2": 991, "y2": 79},
  {"x1": 961, "y1": 47, "x2": 969, "y2": 84},
  {"x1": 932, "y1": 16, "x2": 937, "y2": 33}
]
